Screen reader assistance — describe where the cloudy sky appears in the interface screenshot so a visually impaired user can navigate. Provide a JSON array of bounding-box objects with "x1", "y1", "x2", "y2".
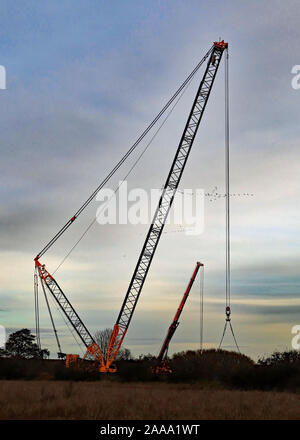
[{"x1": 1, "y1": 0, "x2": 300, "y2": 361}]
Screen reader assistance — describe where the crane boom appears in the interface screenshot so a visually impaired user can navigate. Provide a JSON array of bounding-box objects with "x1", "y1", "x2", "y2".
[
  {"x1": 34, "y1": 47, "x2": 213, "y2": 262},
  {"x1": 105, "y1": 41, "x2": 228, "y2": 371},
  {"x1": 158, "y1": 262, "x2": 203, "y2": 362},
  {"x1": 35, "y1": 260, "x2": 105, "y2": 365}
]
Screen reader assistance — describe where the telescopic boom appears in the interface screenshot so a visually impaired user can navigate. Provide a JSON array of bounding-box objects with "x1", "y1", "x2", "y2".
[{"x1": 158, "y1": 262, "x2": 203, "y2": 362}]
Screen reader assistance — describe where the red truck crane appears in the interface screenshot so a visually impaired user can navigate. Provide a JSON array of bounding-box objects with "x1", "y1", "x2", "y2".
[
  {"x1": 34, "y1": 41, "x2": 228, "y2": 373},
  {"x1": 155, "y1": 262, "x2": 203, "y2": 374},
  {"x1": 157, "y1": 262, "x2": 203, "y2": 363}
]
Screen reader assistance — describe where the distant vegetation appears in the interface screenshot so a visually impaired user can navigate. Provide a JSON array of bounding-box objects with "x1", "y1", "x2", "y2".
[
  {"x1": 1, "y1": 329, "x2": 300, "y2": 392},
  {"x1": 0, "y1": 328, "x2": 49, "y2": 359},
  {"x1": 94, "y1": 328, "x2": 132, "y2": 361},
  {"x1": 116, "y1": 348, "x2": 300, "y2": 392}
]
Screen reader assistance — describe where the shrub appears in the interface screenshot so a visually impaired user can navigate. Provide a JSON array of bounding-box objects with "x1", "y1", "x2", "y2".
[
  {"x1": 0, "y1": 358, "x2": 44, "y2": 380},
  {"x1": 53, "y1": 361, "x2": 101, "y2": 381},
  {"x1": 117, "y1": 359, "x2": 156, "y2": 382},
  {"x1": 169, "y1": 349, "x2": 254, "y2": 384}
]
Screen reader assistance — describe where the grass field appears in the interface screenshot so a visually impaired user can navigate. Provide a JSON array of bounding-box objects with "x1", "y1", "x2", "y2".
[{"x1": 0, "y1": 380, "x2": 300, "y2": 420}]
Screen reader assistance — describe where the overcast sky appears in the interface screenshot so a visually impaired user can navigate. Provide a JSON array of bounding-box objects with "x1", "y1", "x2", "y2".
[{"x1": 1, "y1": 0, "x2": 300, "y2": 360}]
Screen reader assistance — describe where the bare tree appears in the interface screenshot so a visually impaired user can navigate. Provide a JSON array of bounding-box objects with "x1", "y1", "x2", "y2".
[{"x1": 94, "y1": 328, "x2": 133, "y2": 361}]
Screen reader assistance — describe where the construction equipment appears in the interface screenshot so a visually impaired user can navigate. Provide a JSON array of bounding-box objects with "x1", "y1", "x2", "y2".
[
  {"x1": 34, "y1": 41, "x2": 228, "y2": 373},
  {"x1": 218, "y1": 46, "x2": 240, "y2": 352},
  {"x1": 155, "y1": 262, "x2": 203, "y2": 374},
  {"x1": 65, "y1": 354, "x2": 79, "y2": 368},
  {"x1": 105, "y1": 42, "x2": 227, "y2": 371}
]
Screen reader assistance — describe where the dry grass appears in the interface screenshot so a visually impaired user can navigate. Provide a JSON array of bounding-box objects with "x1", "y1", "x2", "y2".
[{"x1": 0, "y1": 380, "x2": 300, "y2": 420}]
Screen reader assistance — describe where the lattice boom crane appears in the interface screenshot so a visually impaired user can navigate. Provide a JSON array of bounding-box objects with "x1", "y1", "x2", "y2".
[
  {"x1": 34, "y1": 40, "x2": 228, "y2": 373},
  {"x1": 105, "y1": 41, "x2": 227, "y2": 371}
]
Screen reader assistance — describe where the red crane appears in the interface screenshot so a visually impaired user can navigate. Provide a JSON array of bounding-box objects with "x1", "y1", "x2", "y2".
[{"x1": 157, "y1": 262, "x2": 203, "y2": 367}]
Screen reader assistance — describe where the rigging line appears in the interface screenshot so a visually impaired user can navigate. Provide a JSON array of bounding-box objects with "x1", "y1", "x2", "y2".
[
  {"x1": 225, "y1": 47, "x2": 230, "y2": 309},
  {"x1": 46, "y1": 288, "x2": 85, "y2": 356},
  {"x1": 200, "y1": 265, "x2": 204, "y2": 353},
  {"x1": 36, "y1": 46, "x2": 213, "y2": 261},
  {"x1": 40, "y1": 277, "x2": 63, "y2": 354},
  {"x1": 229, "y1": 321, "x2": 240, "y2": 353},
  {"x1": 52, "y1": 73, "x2": 196, "y2": 275},
  {"x1": 34, "y1": 267, "x2": 41, "y2": 349},
  {"x1": 219, "y1": 49, "x2": 241, "y2": 354},
  {"x1": 218, "y1": 321, "x2": 228, "y2": 350},
  {"x1": 36, "y1": 278, "x2": 40, "y2": 349},
  {"x1": 218, "y1": 320, "x2": 240, "y2": 352},
  {"x1": 34, "y1": 269, "x2": 37, "y2": 344}
]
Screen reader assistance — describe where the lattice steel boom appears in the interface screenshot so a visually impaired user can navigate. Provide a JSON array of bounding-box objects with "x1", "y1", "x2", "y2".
[
  {"x1": 105, "y1": 41, "x2": 228, "y2": 370},
  {"x1": 35, "y1": 260, "x2": 105, "y2": 366}
]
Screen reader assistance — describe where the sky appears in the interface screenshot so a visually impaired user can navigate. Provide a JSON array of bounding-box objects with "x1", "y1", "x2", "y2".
[{"x1": 0, "y1": 0, "x2": 300, "y2": 361}]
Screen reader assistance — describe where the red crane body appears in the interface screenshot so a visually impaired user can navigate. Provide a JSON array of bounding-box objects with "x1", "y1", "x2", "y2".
[{"x1": 157, "y1": 262, "x2": 203, "y2": 362}]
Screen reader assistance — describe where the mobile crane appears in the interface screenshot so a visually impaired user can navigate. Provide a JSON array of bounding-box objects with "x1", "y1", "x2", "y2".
[
  {"x1": 34, "y1": 41, "x2": 228, "y2": 373},
  {"x1": 155, "y1": 262, "x2": 203, "y2": 374}
]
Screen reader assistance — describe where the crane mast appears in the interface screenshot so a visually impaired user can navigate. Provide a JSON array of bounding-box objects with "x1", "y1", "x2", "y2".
[
  {"x1": 105, "y1": 41, "x2": 227, "y2": 371},
  {"x1": 157, "y1": 262, "x2": 203, "y2": 363}
]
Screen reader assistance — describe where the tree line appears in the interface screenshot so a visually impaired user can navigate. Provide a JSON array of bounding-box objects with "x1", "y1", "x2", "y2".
[{"x1": 0, "y1": 328, "x2": 132, "y2": 361}]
